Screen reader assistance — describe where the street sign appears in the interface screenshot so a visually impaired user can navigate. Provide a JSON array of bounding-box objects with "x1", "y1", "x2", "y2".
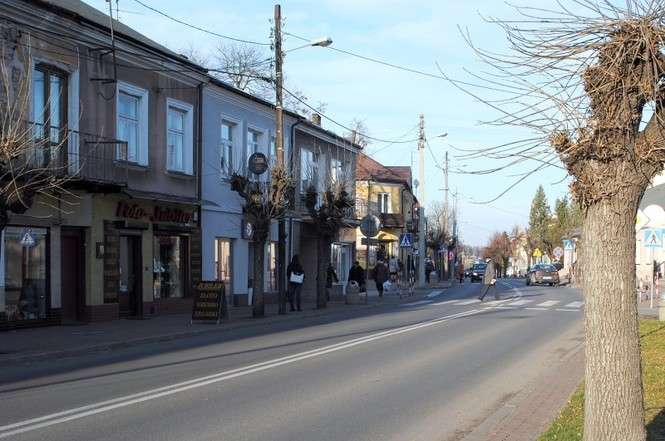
[
  {"x1": 399, "y1": 233, "x2": 412, "y2": 248},
  {"x1": 448, "y1": 250, "x2": 455, "y2": 261},
  {"x1": 191, "y1": 281, "x2": 227, "y2": 324},
  {"x1": 248, "y1": 152, "x2": 269, "y2": 175},
  {"x1": 563, "y1": 239, "x2": 575, "y2": 251},
  {"x1": 533, "y1": 248, "x2": 543, "y2": 258},
  {"x1": 360, "y1": 214, "x2": 381, "y2": 238},
  {"x1": 20, "y1": 230, "x2": 35, "y2": 248},
  {"x1": 553, "y1": 246, "x2": 564, "y2": 259},
  {"x1": 644, "y1": 229, "x2": 663, "y2": 248}
]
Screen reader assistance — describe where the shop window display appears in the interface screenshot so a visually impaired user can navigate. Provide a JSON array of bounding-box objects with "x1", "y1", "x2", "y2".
[{"x1": 153, "y1": 235, "x2": 186, "y2": 299}]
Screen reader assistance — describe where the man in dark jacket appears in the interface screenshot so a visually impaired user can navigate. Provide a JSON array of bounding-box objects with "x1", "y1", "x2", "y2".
[
  {"x1": 373, "y1": 260, "x2": 389, "y2": 297},
  {"x1": 348, "y1": 261, "x2": 365, "y2": 291},
  {"x1": 478, "y1": 258, "x2": 498, "y2": 301}
]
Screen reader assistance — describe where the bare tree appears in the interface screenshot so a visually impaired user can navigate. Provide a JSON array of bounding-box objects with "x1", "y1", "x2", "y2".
[
  {"x1": 230, "y1": 166, "x2": 292, "y2": 317},
  {"x1": 451, "y1": 2, "x2": 665, "y2": 439},
  {"x1": 212, "y1": 42, "x2": 272, "y2": 98},
  {"x1": 345, "y1": 118, "x2": 370, "y2": 148},
  {"x1": 0, "y1": 44, "x2": 73, "y2": 247},
  {"x1": 177, "y1": 42, "x2": 210, "y2": 67}
]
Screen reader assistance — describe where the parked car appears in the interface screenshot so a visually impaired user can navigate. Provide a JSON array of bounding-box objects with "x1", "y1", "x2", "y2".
[
  {"x1": 470, "y1": 262, "x2": 487, "y2": 283},
  {"x1": 526, "y1": 264, "x2": 560, "y2": 286}
]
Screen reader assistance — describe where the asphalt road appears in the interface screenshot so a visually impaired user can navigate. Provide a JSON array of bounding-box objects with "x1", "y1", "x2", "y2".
[{"x1": 0, "y1": 279, "x2": 584, "y2": 441}]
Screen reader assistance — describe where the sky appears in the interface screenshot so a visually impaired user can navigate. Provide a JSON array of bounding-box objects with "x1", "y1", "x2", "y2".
[{"x1": 82, "y1": 0, "x2": 573, "y2": 246}]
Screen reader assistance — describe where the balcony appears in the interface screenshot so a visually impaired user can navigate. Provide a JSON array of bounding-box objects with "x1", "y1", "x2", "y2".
[
  {"x1": 23, "y1": 124, "x2": 129, "y2": 190},
  {"x1": 379, "y1": 212, "x2": 404, "y2": 228}
]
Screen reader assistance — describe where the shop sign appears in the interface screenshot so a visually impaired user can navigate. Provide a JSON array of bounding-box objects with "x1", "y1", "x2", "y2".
[
  {"x1": 116, "y1": 201, "x2": 195, "y2": 225},
  {"x1": 248, "y1": 152, "x2": 269, "y2": 175},
  {"x1": 191, "y1": 281, "x2": 227, "y2": 324}
]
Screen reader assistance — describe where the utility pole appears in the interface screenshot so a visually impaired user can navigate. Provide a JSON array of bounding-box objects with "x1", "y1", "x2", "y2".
[
  {"x1": 443, "y1": 150, "x2": 450, "y2": 281},
  {"x1": 417, "y1": 114, "x2": 426, "y2": 287},
  {"x1": 274, "y1": 4, "x2": 287, "y2": 314}
]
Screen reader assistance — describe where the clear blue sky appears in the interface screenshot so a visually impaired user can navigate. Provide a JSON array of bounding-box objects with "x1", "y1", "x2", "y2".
[{"x1": 83, "y1": 0, "x2": 572, "y2": 246}]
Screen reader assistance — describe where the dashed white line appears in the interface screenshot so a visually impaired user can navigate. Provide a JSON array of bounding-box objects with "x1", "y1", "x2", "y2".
[
  {"x1": 507, "y1": 299, "x2": 533, "y2": 306},
  {"x1": 400, "y1": 300, "x2": 432, "y2": 307},
  {"x1": 565, "y1": 301, "x2": 584, "y2": 308},
  {"x1": 426, "y1": 290, "x2": 443, "y2": 299},
  {"x1": 455, "y1": 299, "x2": 481, "y2": 306},
  {"x1": 537, "y1": 300, "x2": 560, "y2": 308}
]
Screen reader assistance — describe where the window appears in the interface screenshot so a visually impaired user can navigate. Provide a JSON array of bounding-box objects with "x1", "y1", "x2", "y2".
[
  {"x1": 267, "y1": 241, "x2": 277, "y2": 292},
  {"x1": 2, "y1": 227, "x2": 49, "y2": 321},
  {"x1": 378, "y1": 192, "x2": 391, "y2": 214},
  {"x1": 214, "y1": 238, "x2": 232, "y2": 295},
  {"x1": 153, "y1": 235, "x2": 187, "y2": 299},
  {"x1": 166, "y1": 98, "x2": 194, "y2": 174},
  {"x1": 269, "y1": 136, "x2": 276, "y2": 164},
  {"x1": 331, "y1": 158, "x2": 343, "y2": 183},
  {"x1": 32, "y1": 65, "x2": 67, "y2": 166},
  {"x1": 247, "y1": 129, "x2": 261, "y2": 165},
  {"x1": 300, "y1": 149, "x2": 319, "y2": 193},
  {"x1": 116, "y1": 82, "x2": 148, "y2": 165},
  {"x1": 220, "y1": 121, "x2": 235, "y2": 177}
]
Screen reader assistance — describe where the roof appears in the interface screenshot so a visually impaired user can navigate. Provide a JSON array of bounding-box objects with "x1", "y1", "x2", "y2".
[
  {"x1": 29, "y1": 0, "x2": 362, "y2": 151},
  {"x1": 356, "y1": 154, "x2": 412, "y2": 189},
  {"x1": 30, "y1": 0, "x2": 203, "y2": 70}
]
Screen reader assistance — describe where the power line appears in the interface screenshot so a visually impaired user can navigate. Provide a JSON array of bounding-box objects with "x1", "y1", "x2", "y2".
[
  {"x1": 284, "y1": 31, "x2": 445, "y2": 81},
  {"x1": 368, "y1": 123, "x2": 419, "y2": 155},
  {"x1": 282, "y1": 86, "x2": 420, "y2": 145},
  {"x1": 132, "y1": 0, "x2": 270, "y2": 46}
]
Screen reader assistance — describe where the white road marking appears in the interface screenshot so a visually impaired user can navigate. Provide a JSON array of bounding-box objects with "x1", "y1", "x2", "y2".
[
  {"x1": 525, "y1": 307, "x2": 548, "y2": 311},
  {"x1": 537, "y1": 300, "x2": 560, "y2": 308},
  {"x1": 556, "y1": 308, "x2": 581, "y2": 312},
  {"x1": 455, "y1": 299, "x2": 481, "y2": 305},
  {"x1": 564, "y1": 301, "x2": 584, "y2": 308},
  {"x1": 0, "y1": 309, "x2": 482, "y2": 439},
  {"x1": 400, "y1": 300, "x2": 432, "y2": 307},
  {"x1": 430, "y1": 299, "x2": 460, "y2": 306},
  {"x1": 426, "y1": 290, "x2": 443, "y2": 299},
  {"x1": 507, "y1": 299, "x2": 533, "y2": 306}
]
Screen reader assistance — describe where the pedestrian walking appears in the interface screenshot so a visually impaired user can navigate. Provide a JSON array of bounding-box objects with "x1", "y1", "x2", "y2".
[
  {"x1": 478, "y1": 258, "x2": 498, "y2": 301},
  {"x1": 458, "y1": 264, "x2": 465, "y2": 284},
  {"x1": 348, "y1": 261, "x2": 366, "y2": 292},
  {"x1": 287, "y1": 255, "x2": 304, "y2": 311},
  {"x1": 425, "y1": 259, "x2": 434, "y2": 284},
  {"x1": 373, "y1": 259, "x2": 389, "y2": 297}
]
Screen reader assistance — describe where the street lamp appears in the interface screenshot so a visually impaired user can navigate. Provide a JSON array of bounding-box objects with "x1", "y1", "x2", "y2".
[{"x1": 274, "y1": 4, "x2": 332, "y2": 314}]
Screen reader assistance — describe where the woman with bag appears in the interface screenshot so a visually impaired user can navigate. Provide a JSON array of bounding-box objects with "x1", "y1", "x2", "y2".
[{"x1": 287, "y1": 255, "x2": 305, "y2": 311}]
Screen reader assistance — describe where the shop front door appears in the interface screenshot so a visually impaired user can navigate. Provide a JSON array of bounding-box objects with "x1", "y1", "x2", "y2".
[
  {"x1": 61, "y1": 228, "x2": 85, "y2": 322},
  {"x1": 119, "y1": 235, "x2": 142, "y2": 317}
]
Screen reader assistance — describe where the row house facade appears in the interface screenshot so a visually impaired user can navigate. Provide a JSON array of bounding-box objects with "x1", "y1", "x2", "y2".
[
  {"x1": 0, "y1": 0, "x2": 206, "y2": 328},
  {"x1": 355, "y1": 154, "x2": 419, "y2": 272},
  {"x1": 0, "y1": 0, "x2": 362, "y2": 328}
]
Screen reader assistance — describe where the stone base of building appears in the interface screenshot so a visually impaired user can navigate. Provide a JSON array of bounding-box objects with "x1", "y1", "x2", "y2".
[
  {"x1": 146, "y1": 298, "x2": 193, "y2": 315},
  {"x1": 84, "y1": 304, "x2": 120, "y2": 322}
]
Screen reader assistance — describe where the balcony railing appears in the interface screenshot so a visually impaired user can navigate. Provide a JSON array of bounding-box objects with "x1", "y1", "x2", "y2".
[
  {"x1": 355, "y1": 199, "x2": 405, "y2": 227},
  {"x1": 24, "y1": 123, "x2": 129, "y2": 188}
]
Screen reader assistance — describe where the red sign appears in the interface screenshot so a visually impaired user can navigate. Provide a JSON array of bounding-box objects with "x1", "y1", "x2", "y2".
[{"x1": 116, "y1": 201, "x2": 194, "y2": 225}]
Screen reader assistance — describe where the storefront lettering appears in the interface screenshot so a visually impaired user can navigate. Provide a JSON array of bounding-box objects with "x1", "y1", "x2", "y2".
[{"x1": 116, "y1": 202, "x2": 194, "y2": 225}]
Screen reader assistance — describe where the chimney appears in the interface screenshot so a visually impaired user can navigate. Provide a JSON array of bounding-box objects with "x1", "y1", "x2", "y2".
[{"x1": 311, "y1": 113, "x2": 322, "y2": 126}]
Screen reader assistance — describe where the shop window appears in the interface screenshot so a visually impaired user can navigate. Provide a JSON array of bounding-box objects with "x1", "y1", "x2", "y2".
[
  {"x1": 267, "y1": 241, "x2": 277, "y2": 292},
  {"x1": 153, "y1": 235, "x2": 187, "y2": 299},
  {"x1": 214, "y1": 238, "x2": 232, "y2": 295},
  {"x1": 2, "y1": 227, "x2": 48, "y2": 321},
  {"x1": 331, "y1": 243, "x2": 352, "y2": 283}
]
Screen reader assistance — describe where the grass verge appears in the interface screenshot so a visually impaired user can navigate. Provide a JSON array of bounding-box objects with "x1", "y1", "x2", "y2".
[{"x1": 538, "y1": 319, "x2": 665, "y2": 441}]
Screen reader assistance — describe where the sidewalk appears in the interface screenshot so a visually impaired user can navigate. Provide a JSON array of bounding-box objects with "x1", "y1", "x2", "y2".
[{"x1": 0, "y1": 283, "x2": 449, "y2": 365}]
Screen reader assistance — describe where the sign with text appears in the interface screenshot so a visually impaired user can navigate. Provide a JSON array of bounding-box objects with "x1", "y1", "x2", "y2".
[
  {"x1": 191, "y1": 281, "x2": 226, "y2": 324},
  {"x1": 116, "y1": 201, "x2": 196, "y2": 225}
]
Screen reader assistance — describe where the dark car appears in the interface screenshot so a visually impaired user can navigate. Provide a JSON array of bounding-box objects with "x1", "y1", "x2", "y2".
[
  {"x1": 470, "y1": 263, "x2": 487, "y2": 283},
  {"x1": 526, "y1": 264, "x2": 560, "y2": 286}
]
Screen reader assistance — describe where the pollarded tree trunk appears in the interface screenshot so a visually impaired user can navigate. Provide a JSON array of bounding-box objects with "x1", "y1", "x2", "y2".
[
  {"x1": 252, "y1": 235, "x2": 267, "y2": 318},
  {"x1": 316, "y1": 236, "x2": 332, "y2": 309},
  {"x1": 582, "y1": 185, "x2": 646, "y2": 441}
]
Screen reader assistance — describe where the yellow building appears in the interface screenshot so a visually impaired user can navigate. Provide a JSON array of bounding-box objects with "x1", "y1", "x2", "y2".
[{"x1": 355, "y1": 154, "x2": 419, "y2": 272}]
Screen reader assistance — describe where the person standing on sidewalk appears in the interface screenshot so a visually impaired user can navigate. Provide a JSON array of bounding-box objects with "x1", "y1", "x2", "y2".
[
  {"x1": 478, "y1": 258, "x2": 498, "y2": 301},
  {"x1": 287, "y1": 255, "x2": 305, "y2": 311},
  {"x1": 458, "y1": 263, "x2": 465, "y2": 284},
  {"x1": 348, "y1": 261, "x2": 365, "y2": 292},
  {"x1": 373, "y1": 259, "x2": 389, "y2": 297}
]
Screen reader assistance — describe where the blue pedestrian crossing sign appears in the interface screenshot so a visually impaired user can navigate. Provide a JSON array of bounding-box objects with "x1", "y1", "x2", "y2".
[
  {"x1": 399, "y1": 233, "x2": 412, "y2": 248},
  {"x1": 563, "y1": 239, "x2": 575, "y2": 251},
  {"x1": 644, "y1": 229, "x2": 662, "y2": 248}
]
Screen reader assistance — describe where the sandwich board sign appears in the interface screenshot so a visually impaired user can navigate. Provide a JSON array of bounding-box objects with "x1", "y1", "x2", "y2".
[
  {"x1": 644, "y1": 229, "x2": 662, "y2": 248},
  {"x1": 191, "y1": 281, "x2": 227, "y2": 324}
]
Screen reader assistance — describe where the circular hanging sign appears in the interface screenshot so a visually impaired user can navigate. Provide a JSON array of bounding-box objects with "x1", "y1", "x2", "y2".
[
  {"x1": 360, "y1": 214, "x2": 381, "y2": 238},
  {"x1": 248, "y1": 152, "x2": 269, "y2": 175}
]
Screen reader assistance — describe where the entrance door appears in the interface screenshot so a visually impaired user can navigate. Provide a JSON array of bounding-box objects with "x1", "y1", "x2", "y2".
[
  {"x1": 61, "y1": 228, "x2": 85, "y2": 322},
  {"x1": 119, "y1": 235, "x2": 142, "y2": 317}
]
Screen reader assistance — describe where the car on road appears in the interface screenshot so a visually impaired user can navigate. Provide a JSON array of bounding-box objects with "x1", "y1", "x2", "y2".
[
  {"x1": 526, "y1": 264, "x2": 560, "y2": 286},
  {"x1": 470, "y1": 262, "x2": 487, "y2": 283}
]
